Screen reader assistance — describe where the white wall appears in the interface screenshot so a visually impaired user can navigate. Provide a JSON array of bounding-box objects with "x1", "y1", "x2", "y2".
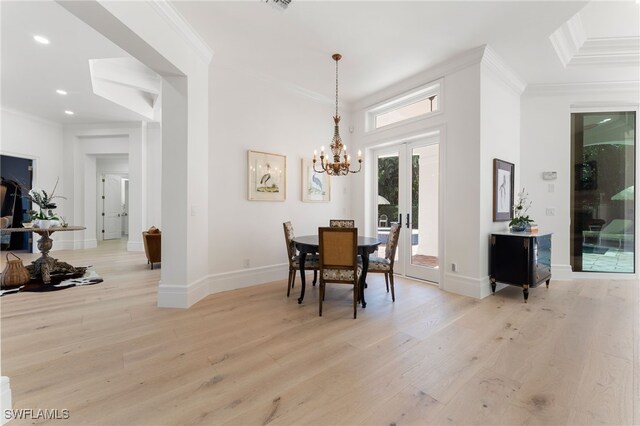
[
  {"x1": 206, "y1": 63, "x2": 352, "y2": 292},
  {"x1": 0, "y1": 109, "x2": 66, "y2": 250},
  {"x1": 478, "y1": 59, "x2": 523, "y2": 295},
  {"x1": 146, "y1": 122, "x2": 162, "y2": 229},
  {"x1": 351, "y1": 46, "x2": 525, "y2": 299},
  {"x1": 521, "y1": 83, "x2": 640, "y2": 279}
]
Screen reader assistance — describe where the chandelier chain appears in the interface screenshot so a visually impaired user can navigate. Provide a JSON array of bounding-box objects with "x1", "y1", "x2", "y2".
[{"x1": 335, "y1": 57, "x2": 339, "y2": 117}]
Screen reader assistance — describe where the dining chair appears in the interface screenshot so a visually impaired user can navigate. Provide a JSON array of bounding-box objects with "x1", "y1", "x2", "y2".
[
  {"x1": 368, "y1": 222, "x2": 401, "y2": 301},
  {"x1": 329, "y1": 219, "x2": 355, "y2": 228},
  {"x1": 318, "y1": 227, "x2": 361, "y2": 318},
  {"x1": 283, "y1": 222, "x2": 318, "y2": 297}
]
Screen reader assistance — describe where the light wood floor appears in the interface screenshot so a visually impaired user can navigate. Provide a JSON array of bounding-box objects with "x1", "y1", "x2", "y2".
[{"x1": 1, "y1": 240, "x2": 638, "y2": 425}]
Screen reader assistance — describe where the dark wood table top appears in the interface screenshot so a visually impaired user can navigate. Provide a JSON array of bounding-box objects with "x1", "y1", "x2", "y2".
[{"x1": 293, "y1": 235, "x2": 381, "y2": 248}]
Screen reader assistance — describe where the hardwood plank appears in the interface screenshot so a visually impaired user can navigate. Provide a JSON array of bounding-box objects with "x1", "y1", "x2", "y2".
[{"x1": 0, "y1": 240, "x2": 637, "y2": 425}]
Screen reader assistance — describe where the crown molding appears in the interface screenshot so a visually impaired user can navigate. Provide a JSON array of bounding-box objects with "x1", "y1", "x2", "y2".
[
  {"x1": 148, "y1": 1, "x2": 213, "y2": 65},
  {"x1": 524, "y1": 80, "x2": 640, "y2": 97},
  {"x1": 571, "y1": 36, "x2": 640, "y2": 67},
  {"x1": 550, "y1": 12, "x2": 639, "y2": 68},
  {"x1": 549, "y1": 13, "x2": 586, "y2": 68},
  {"x1": 481, "y1": 46, "x2": 526, "y2": 94}
]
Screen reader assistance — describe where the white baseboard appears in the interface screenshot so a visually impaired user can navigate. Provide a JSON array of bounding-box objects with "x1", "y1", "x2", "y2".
[
  {"x1": 551, "y1": 264, "x2": 573, "y2": 280},
  {"x1": 156, "y1": 264, "x2": 290, "y2": 309},
  {"x1": 1, "y1": 376, "x2": 11, "y2": 425},
  {"x1": 83, "y1": 239, "x2": 97, "y2": 249},
  {"x1": 127, "y1": 241, "x2": 144, "y2": 252},
  {"x1": 157, "y1": 274, "x2": 209, "y2": 309},
  {"x1": 208, "y1": 263, "x2": 289, "y2": 294},
  {"x1": 442, "y1": 272, "x2": 493, "y2": 299}
]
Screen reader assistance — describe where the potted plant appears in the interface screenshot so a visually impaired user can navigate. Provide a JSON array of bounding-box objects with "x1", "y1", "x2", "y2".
[
  {"x1": 509, "y1": 188, "x2": 533, "y2": 232},
  {"x1": 22, "y1": 178, "x2": 66, "y2": 229}
]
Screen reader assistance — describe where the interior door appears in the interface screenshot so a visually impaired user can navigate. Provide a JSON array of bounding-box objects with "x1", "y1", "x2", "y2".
[
  {"x1": 102, "y1": 174, "x2": 122, "y2": 240},
  {"x1": 374, "y1": 137, "x2": 440, "y2": 283}
]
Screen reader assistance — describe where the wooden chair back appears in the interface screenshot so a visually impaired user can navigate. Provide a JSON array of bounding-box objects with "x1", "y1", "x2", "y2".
[{"x1": 319, "y1": 227, "x2": 358, "y2": 273}]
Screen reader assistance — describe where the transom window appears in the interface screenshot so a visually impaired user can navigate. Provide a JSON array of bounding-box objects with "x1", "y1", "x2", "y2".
[{"x1": 366, "y1": 81, "x2": 441, "y2": 131}]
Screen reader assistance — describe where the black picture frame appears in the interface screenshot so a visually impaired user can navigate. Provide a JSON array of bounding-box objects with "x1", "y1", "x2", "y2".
[{"x1": 493, "y1": 159, "x2": 514, "y2": 221}]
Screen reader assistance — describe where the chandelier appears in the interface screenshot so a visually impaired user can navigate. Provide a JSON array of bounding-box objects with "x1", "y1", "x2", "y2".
[{"x1": 313, "y1": 53, "x2": 362, "y2": 176}]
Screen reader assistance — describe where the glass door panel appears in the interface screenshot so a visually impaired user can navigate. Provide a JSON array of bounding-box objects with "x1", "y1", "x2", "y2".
[
  {"x1": 376, "y1": 151, "x2": 400, "y2": 266},
  {"x1": 571, "y1": 111, "x2": 635, "y2": 273},
  {"x1": 406, "y1": 142, "x2": 439, "y2": 282}
]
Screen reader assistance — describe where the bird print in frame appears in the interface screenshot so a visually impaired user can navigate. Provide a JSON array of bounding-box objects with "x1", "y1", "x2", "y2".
[
  {"x1": 302, "y1": 159, "x2": 330, "y2": 202},
  {"x1": 248, "y1": 150, "x2": 286, "y2": 201}
]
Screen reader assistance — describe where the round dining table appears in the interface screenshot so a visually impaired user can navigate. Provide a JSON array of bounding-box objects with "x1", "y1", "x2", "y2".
[{"x1": 292, "y1": 235, "x2": 381, "y2": 308}]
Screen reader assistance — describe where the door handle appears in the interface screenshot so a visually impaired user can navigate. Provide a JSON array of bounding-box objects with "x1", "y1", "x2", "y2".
[{"x1": 406, "y1": 213, "x2": 410, "y2": 229}]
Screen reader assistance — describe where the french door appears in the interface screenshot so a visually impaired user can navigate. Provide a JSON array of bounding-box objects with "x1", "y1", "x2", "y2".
[{"x1": 374, "y1": 137, "x2": 440, "y2": 283}]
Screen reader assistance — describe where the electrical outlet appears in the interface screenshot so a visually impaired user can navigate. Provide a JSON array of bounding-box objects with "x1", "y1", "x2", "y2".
[
  {"x1": 243, "y1": 259, "x2": 250, "y2": 268},
  {"x1": 546, "y1": 208, "x2": 555, "y2": 216},
  {"x1": 451, "y1": 263, "x2": 457, "y2": 272}
]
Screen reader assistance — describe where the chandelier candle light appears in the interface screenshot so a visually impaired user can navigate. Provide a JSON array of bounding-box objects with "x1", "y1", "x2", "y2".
[{"x1": 313, "y1": 53, "x2": 362, "y2": 176}]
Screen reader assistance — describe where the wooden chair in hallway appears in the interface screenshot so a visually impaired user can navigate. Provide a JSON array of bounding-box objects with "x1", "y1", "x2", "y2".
[
  {"x1": 329, "y1": 219, "x2": 355, "y2": 228},
  {"x1": 318, "y1": 227, "x2": 361, "y2": 318},
  {"x1": 283, "y1": 222, "x2": 318, "y2": 297},
  {"x1": 368, "y1": 222, "x2": 401, "y2": 301}
]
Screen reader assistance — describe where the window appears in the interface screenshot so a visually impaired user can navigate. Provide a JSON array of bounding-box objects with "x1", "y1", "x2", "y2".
[
  {"x1": 571, "y1": 111, "x2": 635, "y2": 273},
  {"x1": 366, "y1": 82, "x2": 440, "y2": 131}
]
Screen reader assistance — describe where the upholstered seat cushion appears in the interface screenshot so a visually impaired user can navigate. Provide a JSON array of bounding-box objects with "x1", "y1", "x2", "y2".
[
  {"x1": 322, "y1": 264, "x2": 363, "y2": 281},
  {"x1": 368, "y1": 256, "x2": 391, "y2": 271},
  {"x1": 291, "y1": 255, "x2": 319, "y2": 269}
]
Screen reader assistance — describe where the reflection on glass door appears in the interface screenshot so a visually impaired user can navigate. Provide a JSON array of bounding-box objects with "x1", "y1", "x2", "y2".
[
  {"x1": 375, "y1": 138, "x2": 440, "y2": 283},
  {"x1": 571, "y1": 111, "x2": 635, "y2": 273},
  {"x1": 377, "y1": 151, "x2": 400, "y2": 264}
]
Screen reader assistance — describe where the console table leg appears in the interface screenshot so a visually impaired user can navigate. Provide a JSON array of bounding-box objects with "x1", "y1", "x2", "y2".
[
  {"x1": 490, "y1": 278, "x2": 496, "y2": 294},
  {"x1": 546, "y1": 279, "x2": 550, "y2": 288},
  {"x1": 523, "y1": 284, "x2": 529, "y2": 303}
]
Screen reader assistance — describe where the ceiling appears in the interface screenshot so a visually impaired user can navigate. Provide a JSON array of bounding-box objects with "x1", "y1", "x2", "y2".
[
  {"x1": 1, "y1": 1, "x2": 638, "y2": 125},
  {"x1": 1, "y1": 0, "x2": 149, "y2": 124}
]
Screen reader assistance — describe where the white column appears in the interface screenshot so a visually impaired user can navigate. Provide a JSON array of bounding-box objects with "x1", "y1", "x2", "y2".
[{"x1": 127, "y1": 123, "x2": 146, "y2": 252}]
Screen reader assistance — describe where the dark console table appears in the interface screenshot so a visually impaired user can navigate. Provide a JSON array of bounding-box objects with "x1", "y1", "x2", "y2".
[{"x1": 489, "y1": 232, "x2": 552, "y2": 302}]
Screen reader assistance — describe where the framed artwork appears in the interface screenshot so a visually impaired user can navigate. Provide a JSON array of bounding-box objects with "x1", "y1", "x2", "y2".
[
  {"x1": 493, "y1": 158, "x2": 514, "y2": 221},
  {"x1": 301, "y1": 159, "x2": 330, "y2": 202},
  {"x1": 248, "y1": 150, "x2": 286, "y2": 201}
]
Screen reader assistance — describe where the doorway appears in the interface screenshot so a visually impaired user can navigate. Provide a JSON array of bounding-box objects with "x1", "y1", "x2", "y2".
[
  {"x1": 100, "y1": 174, "x2": 129, "y2": 241},
  {"x1": 374, "y1": 136, "x2": 440, "y2": 283},
  {"x1": 0, "y1": 155, "x2": 33, "y2": 251}
]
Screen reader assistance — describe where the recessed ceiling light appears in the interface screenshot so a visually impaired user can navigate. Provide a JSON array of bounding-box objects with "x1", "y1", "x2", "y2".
[
  {"x1": 56, "y1": 89, "x2": 67, "y2": 95},
  {"x1": 64, "y1": 110, "x2": 74, "y2": 116},
  {"x1": 33, "y1": 35, "x2": 50, "y2": 45}
]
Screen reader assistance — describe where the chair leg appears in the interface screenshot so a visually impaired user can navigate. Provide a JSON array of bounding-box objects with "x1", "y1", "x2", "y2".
[
  {"x1": 291, "y1": 270, "x2": 296, "y2": 288},
  {"x1": 286, "y1": 269, "x2": 293, "y2": 297},
  {"x1": 319, "y1": 281, "x2": 324, "y2": 317},
  {"x1": 353, "y1": 282, "x2": 358, "y2": 319},
  {"x1": 150, "y1": 263, "x2": 154, "y2": 270},
  {"x1": 384, "y1": 273, "x2": 389, "y2": 292},
  {"x1": 312, "y1": 270, "x2": 317, "y2": 286},
  {"x1": 389, "y1": 272, "x2": 395, "y2": 302}
]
